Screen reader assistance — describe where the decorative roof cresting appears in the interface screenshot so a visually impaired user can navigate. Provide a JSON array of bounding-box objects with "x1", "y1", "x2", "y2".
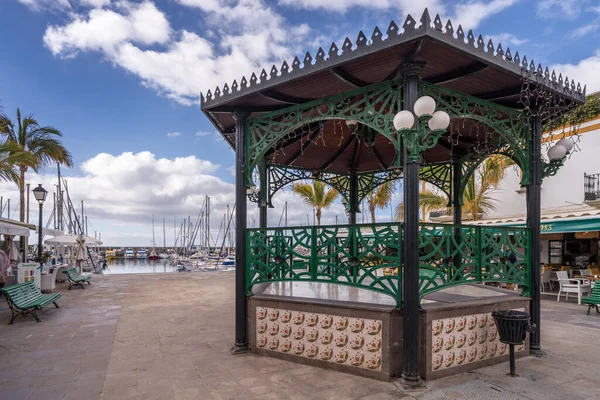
[{"x1": 201, "y1": 8, "x2": 586, "y2": 107}]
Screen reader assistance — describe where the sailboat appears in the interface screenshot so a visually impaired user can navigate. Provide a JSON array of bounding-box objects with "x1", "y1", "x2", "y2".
[
  {"x1": 149, "y1": 215, "x2": 159, "y2": 260},
  {"x1": 159, "y1": 217, "x2": 169, "y2": 259}
]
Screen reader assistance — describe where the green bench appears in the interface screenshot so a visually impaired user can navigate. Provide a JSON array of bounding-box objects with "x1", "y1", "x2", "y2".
[
  {"x1": 63, "y1": 268, "x2": 92, "y2": 290},
  {"x1": 582, "y1": 281, "x2": 600, "y2": 315},
  {"x1": 1, "y1": 281, "x2": 61, "y2": 324}
]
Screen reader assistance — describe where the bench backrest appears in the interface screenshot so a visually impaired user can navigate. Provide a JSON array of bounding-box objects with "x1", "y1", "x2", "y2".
[
  {"x1": 591, "y1": 281, "x2": 600, "y2": 296},
  {"x1": 1, "y1": 281, "x2": 42, "y2": 305},
  {"x1": 63, "y1": 268, "x2": 79, "y2": 279}
]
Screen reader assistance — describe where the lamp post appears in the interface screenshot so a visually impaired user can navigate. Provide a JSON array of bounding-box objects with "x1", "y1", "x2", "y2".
[
  {"x1": 32, "y1": 184, "x2": 48, "y2": 264},
  {"x1": 394, "y1": 95, "x2": 450, "y2": 382}
]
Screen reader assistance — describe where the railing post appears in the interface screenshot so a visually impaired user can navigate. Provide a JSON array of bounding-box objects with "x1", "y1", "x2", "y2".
[
  {"x1": 352, "y1": 225, "x2": 358, "y2": 284},
  {"x1": 476, "y1": 226, "x2": 482, "y2": 283},
  {"x1": 310, "y1": 226, "x2": 318, "y2": 280},
  {"x1": 397, "y1": 223, "x2": 403, "y2": 308}
]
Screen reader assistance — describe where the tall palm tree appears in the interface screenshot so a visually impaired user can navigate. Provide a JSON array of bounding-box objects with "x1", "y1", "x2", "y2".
[
  {"x1": 395, "y1": 155, "x2": 514, "y2": 221},
  {"x1": 366, "y1": 181, "x2": 394, "y2": 223},
  {"x1": 0, "y1": 109, "x2": 73, "y2": 222},
  {"x1": 292, "y1": 180, "x2": 339, "y2": 225}
]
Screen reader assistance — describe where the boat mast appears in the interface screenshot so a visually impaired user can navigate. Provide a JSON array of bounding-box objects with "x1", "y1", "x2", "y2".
[
  {"x1": 152, "y1": 215, "x2": 155, "y2": 250},
  {"x1": 163, "y1": 217, "x2": 166, "y2": 251}
]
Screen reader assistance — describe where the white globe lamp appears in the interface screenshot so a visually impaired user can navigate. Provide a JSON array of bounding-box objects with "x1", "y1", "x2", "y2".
[
  {"x1": 393, "y1": 110, "x2": 415, "y2": 130},
  {"x1": 428, "y1": 111, "x2": 451, "y2": 131},
  {"x1": 547, "y1": 144, "x2": 567, "y2": 160},
  {"x1": 413, "y1": 96, "x2": 436, "y2": 117},
  {"x1": 556, "y1": 138, "x2": 574, "y2": 153}
]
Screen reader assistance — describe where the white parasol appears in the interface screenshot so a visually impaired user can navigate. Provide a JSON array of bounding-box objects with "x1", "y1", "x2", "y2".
[
  {"x1": 3, "y1": 234, "x2": 21, "y2": 263},
  {"x1": 0, "y1": 249, "x2": 10, "y2": 283},
  {"x1": 46, "y1": 234, "x2": 102, "y2": 246},
  {"x1": 75, "y1": 235, "x2": 88, "y2": 265}
]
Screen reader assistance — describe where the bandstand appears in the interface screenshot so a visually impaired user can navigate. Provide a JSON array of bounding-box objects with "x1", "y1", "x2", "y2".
[{"x1": 201, "y1": 9, "x2": 585, "y2": 382}]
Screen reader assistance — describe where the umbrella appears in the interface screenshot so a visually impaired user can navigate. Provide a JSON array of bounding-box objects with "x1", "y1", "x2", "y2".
[
  {"x1": 75, "y1": 235, "x2": 88, "y2": 269},
  {"x1": 3, "y1": 234, "x2": 21, "y2": 263},
  {"x1": 0, "y1": 249, "x2": 10, "y2": 284}
]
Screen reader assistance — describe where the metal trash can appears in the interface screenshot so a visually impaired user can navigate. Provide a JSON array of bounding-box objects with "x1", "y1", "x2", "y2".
[{"x1": 492, "y1": 310, "x2": 536, "y2": 376}]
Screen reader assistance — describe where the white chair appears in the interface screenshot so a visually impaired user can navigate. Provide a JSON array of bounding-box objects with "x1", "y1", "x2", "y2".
[
  {"x1": 41, "y1": 267, "x2": 59, "y2": 293},
  {"x1": 556, "y1": 271, "x2": 591, "y2": 305},
  {"x1": 541, "y1": 270, "x2": 553, "y2": 292}
]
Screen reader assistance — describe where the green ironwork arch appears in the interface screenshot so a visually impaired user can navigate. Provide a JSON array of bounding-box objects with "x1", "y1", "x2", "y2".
[
  {"x1": 421, "y1": 82, "x2": 531, "y2": 188},
  {"x1": 266, "y1": 165, "x2": 351, "y2": 205},
  {"x1": 245, "y1": 81, "x2": 402, "y2": 186}
]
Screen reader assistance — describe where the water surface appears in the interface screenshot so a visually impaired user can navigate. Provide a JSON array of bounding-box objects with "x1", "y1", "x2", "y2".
[{"x1": 102, "y1": 258, "x2": 176, "y2": 275}]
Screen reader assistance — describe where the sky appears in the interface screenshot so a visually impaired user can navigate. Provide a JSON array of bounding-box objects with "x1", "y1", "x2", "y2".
[{"x1": 1, "y1": 0, "x2": 600, "y2": 246}]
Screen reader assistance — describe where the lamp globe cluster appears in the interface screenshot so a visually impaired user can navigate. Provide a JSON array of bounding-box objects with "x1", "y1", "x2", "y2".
[
  {"x1": 393, "y1": 96, "x2": 451, "y2": 131},
  {"x1": 547, "y1": 138, "x2": 574, "y2": 160}
]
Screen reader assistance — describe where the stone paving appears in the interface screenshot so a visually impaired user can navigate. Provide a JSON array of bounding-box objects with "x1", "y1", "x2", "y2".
[{"x1": 0, "y1": 272, "x2": 599, "y2": 400}]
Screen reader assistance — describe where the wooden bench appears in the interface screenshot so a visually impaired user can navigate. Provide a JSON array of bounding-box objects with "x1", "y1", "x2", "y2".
[
  {"x1": 63, "y1": 268, "x2": 92, "y2": 290},
  {"x1": 1, "y1": 281, "x2": 61, "y2": 324},
  {"x1": 582, "y1": 281, "x2": 600, "y2": 315}
]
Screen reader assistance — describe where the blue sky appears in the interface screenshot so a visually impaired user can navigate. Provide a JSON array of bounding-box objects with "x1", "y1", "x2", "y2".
[{"x1": 1, "y1": 0, "x2": 600, "y2": 246}]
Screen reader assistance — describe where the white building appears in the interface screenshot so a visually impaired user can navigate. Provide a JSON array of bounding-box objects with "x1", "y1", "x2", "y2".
[{"x1": 474, "y1": 111, "x2": 600, "y2": 268}]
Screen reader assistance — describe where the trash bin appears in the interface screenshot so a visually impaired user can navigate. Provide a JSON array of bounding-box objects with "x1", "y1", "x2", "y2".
[{"x1": 492, "y1": 310, "x2": 535, "y2": 376}]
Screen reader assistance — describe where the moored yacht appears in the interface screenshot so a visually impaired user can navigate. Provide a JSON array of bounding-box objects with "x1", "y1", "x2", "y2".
[
  {"x1": 124, "y1": 248, "x2": 135, "y2": 259},
  {"x1": 136, "y1": 249, "x2": 148, "y2": 259}
]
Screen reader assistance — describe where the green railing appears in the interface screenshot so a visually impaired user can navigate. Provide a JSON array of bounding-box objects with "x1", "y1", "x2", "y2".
[
  {"x1": 246, "y1": 222, "x2": 531, "y2": 308},
  {"x1": 247, "y1": 223, "x2": 403, "y2": 306},
  {"x1": 418, "y1": 223, "x2": 531, "y2": 298}
]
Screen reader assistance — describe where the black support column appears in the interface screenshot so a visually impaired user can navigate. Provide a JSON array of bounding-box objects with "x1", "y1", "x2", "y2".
[
  {"x1": 527, "y1": 115, "x2": 542, "y2": 354},
  {"x1": 401, "y1": 65, "x2": 422, "y2": 382},
  {"x1": 259, "y1": 158, "x2": 268, "y2": 228},
  {"x1": 349, "y1": 171, "x2": 358, "y2": 225},
  {"x1": 452, "y1": 161, "x2": 462, "y2": 225},
  {"x1": 452, "y1": 161, "x2": 462, "y2": 272},
  {"x1": 231, "y1": 110, "x2": 250, "y2": 354}
]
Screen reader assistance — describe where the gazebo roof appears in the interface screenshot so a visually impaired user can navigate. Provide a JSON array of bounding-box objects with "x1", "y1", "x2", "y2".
[{"x1": 202, "y1": 9, "x2": 586, "y2": 151}]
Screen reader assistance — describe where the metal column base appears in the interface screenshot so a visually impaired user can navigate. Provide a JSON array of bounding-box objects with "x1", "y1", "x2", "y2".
[{"x1": 229, "y1": 344, "x2": 250, "y2": 355}]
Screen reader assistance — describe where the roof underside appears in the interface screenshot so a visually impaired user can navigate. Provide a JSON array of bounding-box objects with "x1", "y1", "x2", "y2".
[{"x1": 201, "y1": 9, "x2": 586, "y2": 171}]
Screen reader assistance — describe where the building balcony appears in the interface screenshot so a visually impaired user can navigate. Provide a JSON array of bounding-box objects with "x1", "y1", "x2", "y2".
[{"x1": 584, "y1": 173, "x2": 600, "y2": 207}]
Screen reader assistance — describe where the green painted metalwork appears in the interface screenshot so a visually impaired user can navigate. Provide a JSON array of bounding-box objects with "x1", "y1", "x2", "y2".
[
  {"x1": 541, "y1": 158, "x2": 564, "y2": 180},
  {"x1": 266, "y1": 165, "x2": 351, "y2": 205},
  {"x1": 245, "y1": 81, "x2": 402, "y2": 186},
  {"x1": 397, "y1": 115, "x2": 447, "y2": 162},
  {"x1": 418, "y1": 223, "x2": 531, "y2": 299},
  {"x1": 246, "y1": 222, "x2": 532, "y2": 307},
  {"x1": 247, "y1": 223, "x2": 403, "y2": 307},
  {"x1": 421, "y1": 82, "x2": 531, "y2": 190},
  {"x1": 418, "y1": 162, "x2": 452, "y2": 202}
]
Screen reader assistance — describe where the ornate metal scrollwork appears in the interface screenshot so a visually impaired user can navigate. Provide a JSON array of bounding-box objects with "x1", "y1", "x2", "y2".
[{"x1": 541, "y1": 158, "x2": 564, "y2": 179}]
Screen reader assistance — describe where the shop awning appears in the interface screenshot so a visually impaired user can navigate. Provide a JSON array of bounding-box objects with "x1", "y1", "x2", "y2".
[
  {"x1": 537, "y1": 218, "x2": 600, "y2": 234},
  {"x1": 0, "y1": 218, "x2": 35, "y2": 236}
]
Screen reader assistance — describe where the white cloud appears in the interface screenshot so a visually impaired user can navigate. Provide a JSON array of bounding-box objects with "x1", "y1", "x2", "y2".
[
  {"x1": 550, "y1": 50, "x2": 600, "y2": 94},
  {"x1": 569, "y1": 22, "x2": 599, "y2": 39},
  {"x1": 537, "y1": 0, "x2": 588, "y2": 19},
  {"x1": 167, "y1": 132, "x2": 182, "y2": 137},
  {"x1": 195, "y1": 131, "x2": 212, "y2": 137},
  {"x1": 80, "y1": 0, "x2": 110, "y2": 7},
  {"x1": 487, "y1": 33, "x2": 528, "y2": 47},
  {"x1": 43, "y1": 0, "x2": 309, "y2": 105},
  {"x1": 17, "y1": 0, "x2": 71, "y2": 11},
  {"x1": 44, "y1": 2, "x2": 170, "y2": 56},
  {"x1": 453, "y1": 0, "x2": 518, "y2": 30}
]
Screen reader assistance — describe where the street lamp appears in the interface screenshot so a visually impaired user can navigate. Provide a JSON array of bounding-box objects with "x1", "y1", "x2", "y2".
[
  {"x1": 393, "y1": 96, "x2": 451, "y2": 161},
  {"x1": 543, "y1": 138, "x2": 574, "y2": 179},
  {"x1": 32, "y1": 184, "x2": 47, "y2": 263}
]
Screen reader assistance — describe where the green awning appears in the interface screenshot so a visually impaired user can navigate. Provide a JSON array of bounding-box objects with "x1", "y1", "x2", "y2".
[{"x1": 539, "y1": 218, "x2": 600, "y2": 234}]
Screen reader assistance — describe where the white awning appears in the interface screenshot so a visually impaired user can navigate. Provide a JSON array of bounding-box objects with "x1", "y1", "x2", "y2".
[
  {"x1": 45, "y1": 234, "x2": 103, "y2": 245},
  {"x1": 0, "y1": 218, "x2": 35, "y2": 236}
]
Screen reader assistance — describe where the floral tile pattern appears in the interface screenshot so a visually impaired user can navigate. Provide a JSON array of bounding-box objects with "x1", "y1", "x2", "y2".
[
  {"x1": 432, "y1": 311, "x2": 526, "y2": 371},
  {"x1": 256, "y1": 307, "x2": 383, "y2": 372}
]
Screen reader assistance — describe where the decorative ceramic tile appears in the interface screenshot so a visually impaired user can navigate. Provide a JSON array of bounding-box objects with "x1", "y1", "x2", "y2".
[
  {"x1": 431, "y1": 309, "x2": 526, "y2": 371},
  {"x1": 256, "y1": 307, "x2": 382, "y2": 371}
]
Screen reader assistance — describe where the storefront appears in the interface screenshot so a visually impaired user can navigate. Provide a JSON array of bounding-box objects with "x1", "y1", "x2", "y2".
[{"x1": 471, "y1": 212, "x2": 600, "y2": 270}]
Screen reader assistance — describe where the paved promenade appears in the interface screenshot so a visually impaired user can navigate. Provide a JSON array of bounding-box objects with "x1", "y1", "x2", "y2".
[{"x1": 0, "y1": 273, "x2": 599, "y2": 400}]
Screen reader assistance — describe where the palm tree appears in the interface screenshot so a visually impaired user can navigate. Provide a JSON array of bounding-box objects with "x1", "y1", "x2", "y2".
[
  {"x1": 395, "y1": 155, "x2": 514, "y2": 221},
  {"x1": 292, "y1": 180, "x2": 339, "y2": 225},
  {"x1": 0, "y1": 141, "x2": 37, "y2": 184},
  {"x1": 0, "y1": 109, "x2": 73, "y2": 222},
  {"x1": 366, "y1": 181, "x2": 394, "y2": 223}
]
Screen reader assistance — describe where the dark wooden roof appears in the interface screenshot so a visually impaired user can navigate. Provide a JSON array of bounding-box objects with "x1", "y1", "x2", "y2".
[{"x1": 201, "y1": 9, "x2": 586, "y2": 158}]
